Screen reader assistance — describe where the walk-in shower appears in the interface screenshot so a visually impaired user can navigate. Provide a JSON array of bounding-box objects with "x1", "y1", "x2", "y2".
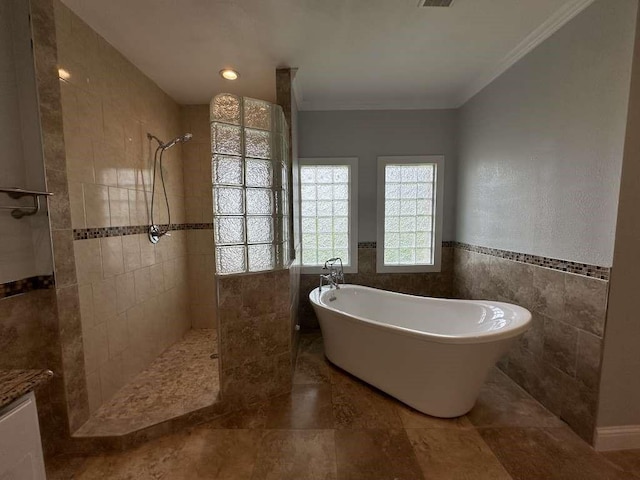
[{"x1": 146, "y1": 132, "x2": 193, "y2": 243}]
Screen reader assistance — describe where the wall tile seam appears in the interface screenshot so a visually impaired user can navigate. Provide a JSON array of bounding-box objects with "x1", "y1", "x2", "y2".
[
  {"x1": 454, "y1": 242, "x2": 610, "y2": 280},
  {"x1": 0, "y1": 275, "x2": 56, "y2": 299},
  {"x1": 73, "y1": 223, "x2": 214, "y2": 240}
]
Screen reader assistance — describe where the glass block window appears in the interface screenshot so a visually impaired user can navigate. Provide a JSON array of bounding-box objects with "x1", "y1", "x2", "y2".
[
  {"x1": 300, "y1": 158, "x2": 358, "y2": 273},
  {"x1": 377, "y1": 156, "x2": 444, "y2": 273},
  {"x1": 211, "y1": 94, "x2": 290, "y2": 275}
]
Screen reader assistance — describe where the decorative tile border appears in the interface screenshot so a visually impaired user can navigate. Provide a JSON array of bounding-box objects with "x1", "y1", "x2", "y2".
[
  {"x1": 454, "y1": 242, "x2": 610, "y2": 280},
  {"x1": 0, "y1": 275, "x2": 55, "y2": 300},
  {"x1": 73, "y1": 223, "x2": 214, "y2": 240}
]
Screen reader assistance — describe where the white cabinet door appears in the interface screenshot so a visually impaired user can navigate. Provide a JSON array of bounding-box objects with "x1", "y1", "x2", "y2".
[{"x1": 0, "y1": 392, "x2": 47, "y2": 480}]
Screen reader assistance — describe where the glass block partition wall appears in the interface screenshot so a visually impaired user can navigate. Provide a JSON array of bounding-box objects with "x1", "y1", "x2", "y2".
[{"x1": 211, "y1": 94, "x2": 290, "y2": 274}]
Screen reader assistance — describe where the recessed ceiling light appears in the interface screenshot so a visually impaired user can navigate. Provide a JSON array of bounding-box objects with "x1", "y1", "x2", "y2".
[
  {"x1": 58, "y1": 68, "x2": 71, "y2": 80},
  {"x1": 220, "y1": 69, "x2": 239, "y2": 80}
]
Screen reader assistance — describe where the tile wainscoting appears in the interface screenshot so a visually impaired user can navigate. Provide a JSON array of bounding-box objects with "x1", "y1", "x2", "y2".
[{"x1": 454, "y1": 244, "x2": 609, "y2": 443}]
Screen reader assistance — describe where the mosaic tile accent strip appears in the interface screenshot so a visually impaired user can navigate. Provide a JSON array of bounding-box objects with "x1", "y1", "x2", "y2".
[
  {"x1": 454, "y1": 242, "x2": 610, "y2": 280},
  {"x1": 73, "y1": 223, "x2": 214, "y2": 240},
  {"x1": 0, "y1": 275, "x2": 55, "y2": 300}
]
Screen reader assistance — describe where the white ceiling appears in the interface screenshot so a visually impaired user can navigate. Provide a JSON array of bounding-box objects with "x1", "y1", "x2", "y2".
[{"x1": 61, "y1": 0, "x2": 594, "y2": 110}]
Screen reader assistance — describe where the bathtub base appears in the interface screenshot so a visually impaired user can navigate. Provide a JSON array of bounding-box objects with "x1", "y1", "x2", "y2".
[{"x1": 318, "y1": 308, "x2": 515, "y2": 418}]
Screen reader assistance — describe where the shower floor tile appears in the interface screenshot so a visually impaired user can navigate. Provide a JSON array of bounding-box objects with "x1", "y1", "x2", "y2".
[{"x1": 75, "y1": 329, "x2": 219, "y2": 437}]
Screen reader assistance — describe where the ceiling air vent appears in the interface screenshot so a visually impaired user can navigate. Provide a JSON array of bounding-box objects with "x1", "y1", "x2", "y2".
[{"x1": 418, "y1": 0, "x2": 454, "y2": 6}]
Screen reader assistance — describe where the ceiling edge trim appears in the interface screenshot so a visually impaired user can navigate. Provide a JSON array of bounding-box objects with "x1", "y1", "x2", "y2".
[
  {"x1": 455, "y1": 0, "x2": 597, "y2": 108},
  {"x1": 298, "y1": 99, "x2": 455, "y2": 111}
]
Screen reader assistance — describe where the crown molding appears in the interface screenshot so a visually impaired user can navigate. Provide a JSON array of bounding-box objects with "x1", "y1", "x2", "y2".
[
  {"x1": 298, "y1": 98, "x2": 454, "y2": 112},
  {"x1": 455, "y1": 0, "x2": 596, "y2": 108}
]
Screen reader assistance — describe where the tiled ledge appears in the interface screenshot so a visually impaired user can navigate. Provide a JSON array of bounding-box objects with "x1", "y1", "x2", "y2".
[
  {"x1": 72, "y1": 223, "x2": 214, "y2": 240},
  {"x1": 0, "y1": 275, "x2": 55, "y2": 300}
]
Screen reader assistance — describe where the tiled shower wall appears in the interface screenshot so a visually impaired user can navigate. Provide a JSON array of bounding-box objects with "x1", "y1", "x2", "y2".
[
  {"x1": 299, "y1": 245, "x2": 454, "y2": 329},
  {"x1": 181, "y1": 106, "x2": 216, "y2": 329},
  {"x1": 453, "y1": 245, "x2": 608, "y2": 443},
  {"x1": 54, "y1": 1, "x2": 191, "y2": 413}
]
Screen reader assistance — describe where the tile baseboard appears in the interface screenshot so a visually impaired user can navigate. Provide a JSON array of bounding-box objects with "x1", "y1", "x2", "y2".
[{"x1": 595, "y1": 425, "x2": 640, "y2": 451}]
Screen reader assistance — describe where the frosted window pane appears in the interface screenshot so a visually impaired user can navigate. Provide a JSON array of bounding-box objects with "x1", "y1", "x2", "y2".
[
  {"x1": 245, "y1": 128, "x2": 271, "y2": 159},
  {"x1": 385, "y1": 249, "x2": 399, "y2": 264},
  {"x1": 214, "y1": 187, "x2": 244, "y2": 215},
  {"x1": 400, "y1": 217, "x2": 416, "y2": 232},
  {"x1": 385, "y1": 184, "x2": 401, "y2": 199},
  {"x1": 318, "y1": 234, "x2": 332, "y2": 249},
  {"x1": 301, "y1": 201, "x2": 316, "y2": 217},
  {"x1": 317, "y1": 217, "x2": 332, "y2": 233},
  {"x1": 303, "y1": 233, "x2": 317, "y2": 248},
  {"x1": 316, "y1": 167, "x2": 333, "y2": 183},
  {"x1": 334, "y1": 234, "x2": 348, "y2": 248},
  {"x1": 333, "y1": 167, "x2": 349, "y2": 183},
  {"x1": 246, "y1": 188, "x2": 272, "y2": 215},
  {"x1": 213, "y1": 155, "x2": 243, "y2": 185},
  {"x1": 416, "y1": 249, "x2": 432, "y2": 263},
  {"x1": 401, "y1": 183, "x2": 417, "y2": 199},
  {"x1": 383, "y1": 162, "x2": 437, "y2": 266},
  {"x1": 317, "y1": 185, "x2": 332, "y2": 199},
  {"x1": 385, "y1": 200, "x2": 400, "y2": 216},
  {"x1": 212, "y1": 123, "x2": 242, "y2": 156},
  {"x1": 334, "y1": 217, "x2": 348, "y2": 233},
  {"x1": 211, "y1": 94, "x2": 241, "y2": 125},
  {"x1": 317, "y1": 201, "x2": 333, "y2": 217},
  {"x1": 416, "y1": 166, "x2": 434, "y2": 182},
  {"x1": 216, "y1": 246, "x2": 246, "y2": 274},
  {"x1": 247, "y1": 216, "x2": 273, "y2": 243},
  {"x1": 400, "y1": 200, "x2": 417, "y2": 216},
  {"x1": 334, "y1": 201, "x2": 348, "y2": 216},
  {"x1": 244, "y1": 98, "x2": 272, "y2": 130},
  {"x1": 302, "y1": 218, "x2": 316, "y2": 233},
  {"x1": 300, "y1": 162, "x2": 352, "y2": 267},
  {"x1": 400, "y1": 233, "x2": 416, "y2": 248},
  {"x1": 301, "y1": 167, "x2": 316, "y2": 183},
  {"x1": 245, "y1": 159, "x2": 273, "y2": 188},
  {"x1": 416, "y1": 199, "x2": 433, "y2": 214},
  {"x1": 401, "y1": 167, "x2": 418, "y2": 182},
  {"x1": 385, "y1": 232, "x2": 399, "y2": 248},
  {"x1": 301, "y1": 185, "x2": 316, "y2": 200},
  {"x1": 399, "y1": 248, "x2": 415, "y2": 264},
  {"x1": 215, "y1": 216, "x2": 245, "y2": 244},
  {"x1": 333, "y1": 249, "x2": 348, "y2": 263},
  {"x1": 385, "y1": 166, "x2": 402, "y2": 182},
  {"x1": 248, "y1": 244, "x2": 274, "y2": 272},
  {"x1": 385, "y1": 217, "x2": 399, "y2": 232},
  {"x1": 302, "y1": 247, "x2": 317, "y2": 265},
  {"x1": 333, "y1": 184, "x2": 348, "y2": 200}
]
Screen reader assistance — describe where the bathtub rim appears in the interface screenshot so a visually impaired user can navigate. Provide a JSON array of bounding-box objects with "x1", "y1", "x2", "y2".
[{"x1": 309, "y1": 284, "x2": 532, "y2": 345}]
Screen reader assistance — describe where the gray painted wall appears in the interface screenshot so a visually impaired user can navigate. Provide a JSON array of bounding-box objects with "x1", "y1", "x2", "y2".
[
  {"x1": 456, "y1": 0, "x2": 637, "y2": 267},
  {"x1": 598, "y1": 3, "x2": 640, "y2": 429},
  {"x1": 298, "y1": 109, "x2": 457, "y2": 242}
]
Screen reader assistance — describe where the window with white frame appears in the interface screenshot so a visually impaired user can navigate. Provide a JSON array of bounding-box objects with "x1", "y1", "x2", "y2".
[
  {"x1": 377, "y1": 156, "x2": 444, "y2": 273},
  {"x1": 300, "y1": 158, "x2": 358, "y2": 273}
]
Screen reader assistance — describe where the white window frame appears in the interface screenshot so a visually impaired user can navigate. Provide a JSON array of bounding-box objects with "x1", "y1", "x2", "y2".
[
  {"x1": 299, "y1": 157, "x2": 358, "y2": 274},
  {"x1": 376, "y1": 155, "x2": 444, "y2": 273}
]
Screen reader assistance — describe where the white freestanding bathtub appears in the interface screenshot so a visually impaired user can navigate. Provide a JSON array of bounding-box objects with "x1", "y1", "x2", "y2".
[{"x1": 309, "y1": 284, "x2": 532, "y2": 417}]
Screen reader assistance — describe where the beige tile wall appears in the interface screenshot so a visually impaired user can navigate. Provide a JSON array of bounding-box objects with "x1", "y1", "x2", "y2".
[
  {"x1": 181, "y1": 106, "x2": 216, "y2": 329},
  {"x1": 54, "y1": 1, "x2": 192, "y2": 413}
]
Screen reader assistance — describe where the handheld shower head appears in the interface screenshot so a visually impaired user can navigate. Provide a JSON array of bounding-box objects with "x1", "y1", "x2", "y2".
[
  {"x1": 162, "y1": 133, "x2": 193, "y2": 150},
  {"x1": 147, "y1": 132, "x2": 193, "y2": 150}
]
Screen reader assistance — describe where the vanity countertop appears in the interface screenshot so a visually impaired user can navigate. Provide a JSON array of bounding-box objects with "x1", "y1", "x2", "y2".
[{"x1": 0, "y1": 369, "x2": 53, "y2": 409}]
